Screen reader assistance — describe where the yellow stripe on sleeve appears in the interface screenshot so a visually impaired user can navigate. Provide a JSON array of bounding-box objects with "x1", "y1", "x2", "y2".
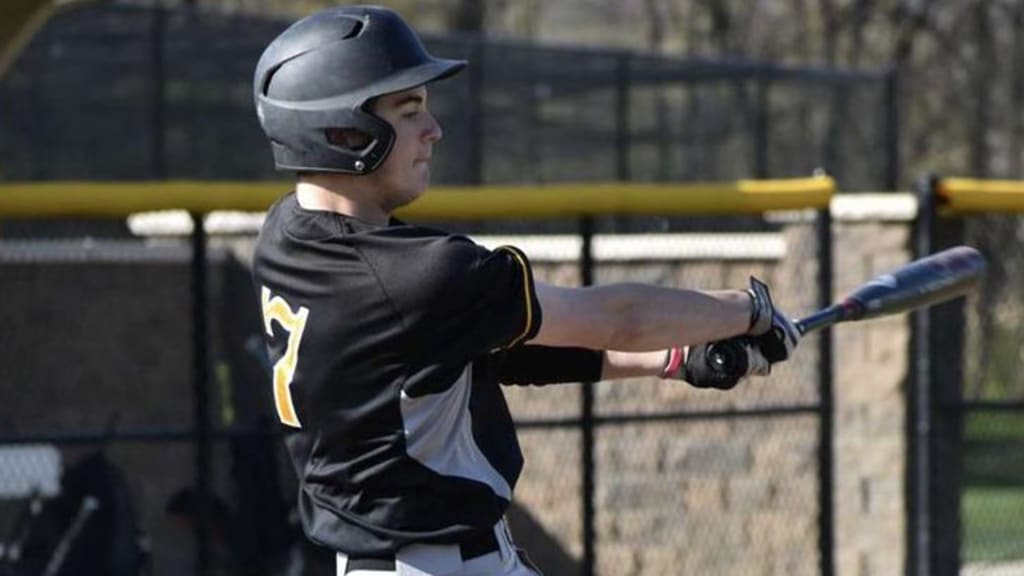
[{"x1": 495, "y1": 246, "x2": 535, "y2": 348}]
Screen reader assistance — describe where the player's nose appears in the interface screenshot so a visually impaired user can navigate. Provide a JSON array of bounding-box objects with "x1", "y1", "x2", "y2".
[{"x1": 423, "y1": 111, "x2": 443, "y2": 144}]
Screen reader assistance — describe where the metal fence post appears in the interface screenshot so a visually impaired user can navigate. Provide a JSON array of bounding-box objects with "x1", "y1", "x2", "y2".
[
  {"x1": 191, "y1": 213, "x2": 212, "y2": 576},
  {"x1": 824, "y1": 84, "x2": 847, "y2": 186},
  {"x1": 908, "y1": 173, "x2": 934, "y2": 576},
  {"x1": 579, "y1": 216, "x2": 596, "y2": 576},
  {"x1": 615, "y1": 53, "x2": 631, "y2": 182},
  {"x1": 467, "y1": 38, "x2": 485, "y2": 185},
  {"x1": 575, "y1": 54, "x2": 632, "y2": 574},
  {"x1": 883, "y1": 67, "x2": 901, "y2": 191},
  {"x1": 149, "y1": 7, "x2": 166, "y2": 180},
  {"x1": 909, "y1": 175, "x2": 966, "y2": 576},
  {"x1": 816, "y1": 206, "x2": 835, "y2": 576},
  {"x1": 754, "y1": 79, "x2": 770, "y2": 179}
]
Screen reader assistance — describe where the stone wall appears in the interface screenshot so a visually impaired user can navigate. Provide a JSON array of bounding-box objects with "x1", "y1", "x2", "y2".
[
  {"x1": 0, "y1": 245, "x2": 205, "y2": 575},
  {"x1": 0, "y1": 243, "x2": 285, "y2": 576},
  {"x1": 0, "y1": 217, "x2": 914, "y2": 575},
  {"x1": 505, "y1": 217, "x2": 913, "y2": 576},
  {"x1": 832, "y1": 221, "x2": 912, "y2": 576}
]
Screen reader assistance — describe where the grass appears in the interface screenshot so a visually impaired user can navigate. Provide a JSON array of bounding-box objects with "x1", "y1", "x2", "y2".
[
  {"x1": 963, "y1": 487, "x2": 1024, "y2": 563},
  {"x1": 962, "y1": 412, "x2": 1024, "y2": 564}
]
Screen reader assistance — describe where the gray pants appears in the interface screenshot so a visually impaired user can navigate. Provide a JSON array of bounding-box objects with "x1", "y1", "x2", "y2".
[{"x1": 336, "y1": 519, "x2": 542, "y2": 576}]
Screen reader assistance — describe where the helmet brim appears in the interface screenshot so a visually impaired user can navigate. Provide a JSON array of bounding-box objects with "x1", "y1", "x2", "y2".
[{"x1": 361, "y1": 57, "x2": 467, "y2": 101}]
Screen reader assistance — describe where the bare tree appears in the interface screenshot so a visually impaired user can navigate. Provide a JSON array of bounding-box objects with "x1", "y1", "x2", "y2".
[
  {"x1": 818, "y1": 0, "x2": 840, "y2": 65},
  {"x1": 848, "y1": 0, "x2": 878, "y2": 66},
  {"x1": 447, "y1": 0, "x2": 486, "y2": 34}
]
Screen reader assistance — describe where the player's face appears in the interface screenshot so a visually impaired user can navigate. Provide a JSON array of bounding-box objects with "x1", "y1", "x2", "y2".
[{"x1": 371, "y1": 85, "x2": 442, "y2": 211}]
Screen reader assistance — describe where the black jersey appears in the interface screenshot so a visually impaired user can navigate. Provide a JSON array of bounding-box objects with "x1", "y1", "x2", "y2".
[{"x1": 252, "y1": 193, "x2": 551, "y2": 556}]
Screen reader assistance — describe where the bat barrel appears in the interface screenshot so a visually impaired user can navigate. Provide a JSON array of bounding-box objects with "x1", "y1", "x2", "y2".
[
  {"x1": 848, "y1": 245, "x2": 986, "y2": 321},
  {"x1": 708, "y1": 246, "x2": 985, "y2": 381}
]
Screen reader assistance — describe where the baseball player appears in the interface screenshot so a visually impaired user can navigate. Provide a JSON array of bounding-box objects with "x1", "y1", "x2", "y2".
[{"x1": 251, "y1": 6, "x2": 799, "y2": 576}]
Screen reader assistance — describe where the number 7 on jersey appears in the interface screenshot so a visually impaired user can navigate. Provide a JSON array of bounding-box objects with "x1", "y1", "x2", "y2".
[{"x1": 261, "y1": 287, "x2": 310, "y2": 428}]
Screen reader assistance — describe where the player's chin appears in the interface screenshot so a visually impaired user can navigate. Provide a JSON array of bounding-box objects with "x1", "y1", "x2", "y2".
[
  {"x1": 391, "y1": 180, "x2": 430, "y2": 209},
  {"x1": 408, "y1": 169, "x2": 431, "y2": 199}
]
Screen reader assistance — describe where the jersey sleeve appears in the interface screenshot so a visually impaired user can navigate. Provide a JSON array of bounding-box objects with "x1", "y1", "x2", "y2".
[
  {"x1": 480, "y1": 245, "x2": 541, "y2": 349},
  {"x1": 371, "y1": 236, "x2": 542, "y2": 385},
  {"x1": 491, "y1": 345, "x2": 604, "y2": 386}
]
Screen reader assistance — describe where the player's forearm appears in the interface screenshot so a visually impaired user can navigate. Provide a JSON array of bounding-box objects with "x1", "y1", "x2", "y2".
[
  {"x1": 596, "y1": 284, "x2": 751, "y2": 351},
  {"x1": 531, "y1": 282, "x2": 753, "y2": 351},
  {"x1": 601, "y1": 350, "x2": 670, "y2": 379}
]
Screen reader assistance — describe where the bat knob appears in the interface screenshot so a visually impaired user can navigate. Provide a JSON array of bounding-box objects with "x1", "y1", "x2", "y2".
[{"x1": 706, "y1": 340, "x2": 746, "y2": 378}]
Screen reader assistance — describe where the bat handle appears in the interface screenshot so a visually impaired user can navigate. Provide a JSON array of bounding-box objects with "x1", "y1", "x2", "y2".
[
  {"x1": 793, "y1": 302, "x2": 857, "y2": 335},
  {"x1": 793, "y1": 318, "x2": 809, "y2": 336},
  {"x1": 706, "y1": 307, "x2": 838, "y2": 379}
]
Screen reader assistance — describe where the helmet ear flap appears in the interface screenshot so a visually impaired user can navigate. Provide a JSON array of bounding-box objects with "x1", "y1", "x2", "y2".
[
  {"x1": 323, "y1": 126, "x2": 379, "y2": 174},
  {"x1": 334, "y1": 108, "x2": 395, "y2": 174},
  {"x1": 325, "y1": 128, "x2": 374, "y2": 153}
]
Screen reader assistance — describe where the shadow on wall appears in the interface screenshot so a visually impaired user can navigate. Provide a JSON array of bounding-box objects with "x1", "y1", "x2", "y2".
[{"x1": 507, "y1": 502, "x2": 580, "y2": 576}]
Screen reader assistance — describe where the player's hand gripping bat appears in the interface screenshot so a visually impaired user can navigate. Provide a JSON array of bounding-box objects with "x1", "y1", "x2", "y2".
[{"x1": 707, "y1": 245, "x2": 987, "y2": 377}]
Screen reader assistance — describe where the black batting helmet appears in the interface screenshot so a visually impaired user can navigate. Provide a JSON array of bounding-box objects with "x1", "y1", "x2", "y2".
[{"x1": 253, "y1": 6, "x2": 466, "y2": 174}]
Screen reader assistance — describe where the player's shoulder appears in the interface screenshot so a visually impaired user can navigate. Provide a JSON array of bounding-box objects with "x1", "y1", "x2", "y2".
[
  {"x1": 361, "y1": 222, "x2": 486, "y2": 278},
  {"x1": 376, "y1": 223, "x2": 532, "y2": 277}
]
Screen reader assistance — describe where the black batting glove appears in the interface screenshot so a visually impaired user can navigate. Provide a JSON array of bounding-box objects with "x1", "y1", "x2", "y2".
[
  {"x1": 660, "y1": 339, "x2": 770, "y2": 390},
  {"x1": 661, "y1": 277, "x2": 800, "y2": 390}
]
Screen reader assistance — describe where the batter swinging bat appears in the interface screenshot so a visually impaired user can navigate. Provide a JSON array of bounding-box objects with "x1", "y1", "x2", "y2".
[{"x1": 709, "y1": 245, "x2": 987, "y2": 375}]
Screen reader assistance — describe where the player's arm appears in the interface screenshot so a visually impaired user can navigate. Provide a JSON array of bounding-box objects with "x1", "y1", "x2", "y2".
[
  {"x1": 495, "y1": 347, "x2": 759, "y2": 388},
  {"x1": 529, "y1": 281, "x2": 753, "y2": 351},
  {"x1": 493, "y1": 346, "x2": 671, "y2": 385},
  {"x1": 600, "y1": 347, "x2": 767, "y2": 390},
  {"x1": 493, "y1": 346, "x2": 693, "y2": 384},
  {"x1": 600, "y1": 350, "x2": 668, "y2": 380},
  {"x1": 527, "y1": 278, "x2": 800, "y2": 390},
  {"x1": 495, "y1": 341, "x2": 792, "y2": 390}
]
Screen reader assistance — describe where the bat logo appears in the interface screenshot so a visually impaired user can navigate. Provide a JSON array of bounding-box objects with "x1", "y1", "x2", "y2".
[{"x1": 868, "y1": 274, "x2": 898, "y2": 289}]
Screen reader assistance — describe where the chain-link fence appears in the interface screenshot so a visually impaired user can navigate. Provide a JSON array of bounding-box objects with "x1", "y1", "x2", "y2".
[
  {"x1": 960, "y1": 214, "x2": 1024, "y2": 568},
  {"x1": 501, "y1": 220, "x2": 829, "y2": 576},
  {"x1": 900, "y1": 179, "x2": 1024, "y2": 576},
  {"x1": 0, "y1": 4, "x2": 895, "y2": 190},
  {"x1": 0, "y1": 223, "x2": 831, "y2": 576},
  {"x1": 0, "y1": 3, "x2": 904, "y2": 576}
]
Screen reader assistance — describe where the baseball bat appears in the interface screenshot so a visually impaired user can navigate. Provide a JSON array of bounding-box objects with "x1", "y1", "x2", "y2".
[{"x1": 708, "y1": 245, "x2": 987, "y2": 375}]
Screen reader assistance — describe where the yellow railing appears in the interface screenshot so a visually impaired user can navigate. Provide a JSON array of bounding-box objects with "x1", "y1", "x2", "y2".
[
  {"x1": 0, "y1": 176, "x2": 835, "y2": 219},
  {"x1": 937, "y1": 178, "x2": 1024, "y2": 214}
]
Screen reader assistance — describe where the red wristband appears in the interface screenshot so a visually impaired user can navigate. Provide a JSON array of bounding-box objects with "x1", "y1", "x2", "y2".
[{"x1": 660, "y1": 347, "x2": 686, "y2": 379}]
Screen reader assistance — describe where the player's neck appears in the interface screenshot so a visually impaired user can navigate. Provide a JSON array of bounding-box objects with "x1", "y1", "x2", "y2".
[{"x1": 295, "y1": 175, "x2": 390, "y2": 226}]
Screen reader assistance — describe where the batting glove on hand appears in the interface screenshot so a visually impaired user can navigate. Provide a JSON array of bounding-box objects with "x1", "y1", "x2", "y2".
[
  {"x1": 661, "y1": 277, "x2": 801, "y2": 390},
  {"x1": 660, "y1": 339, "x2": 771, "y2": 390},
  {"x1": 745, "y1": 276, "x2": 800, "y2": 362}
]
